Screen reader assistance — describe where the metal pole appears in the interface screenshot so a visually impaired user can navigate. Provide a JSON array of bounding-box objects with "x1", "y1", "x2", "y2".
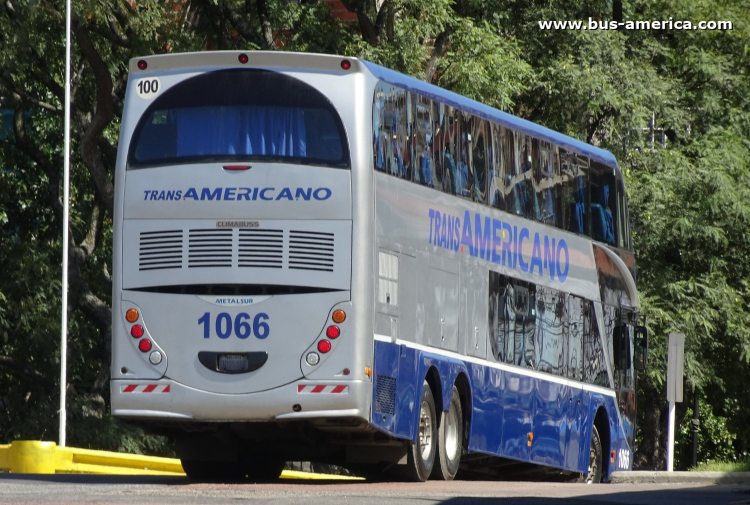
[
  {"x1": 59, "y1": 0, "x2": 72, "y2": 448},
  {"x1": 692, "y1": 387, "x2": 700, "y2": 467},
  {"x1": 667, "y1": 400, "x2": 675, "y2": 471}
]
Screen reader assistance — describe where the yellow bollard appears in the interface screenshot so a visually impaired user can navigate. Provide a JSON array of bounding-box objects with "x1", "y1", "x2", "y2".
[{"x1": 9, "y1": 441, "x2": 59, "y2": 474}]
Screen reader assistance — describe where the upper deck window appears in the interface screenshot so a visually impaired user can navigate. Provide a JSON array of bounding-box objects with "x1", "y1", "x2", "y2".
[{"x1": 128, "y1": 69, "x2": 350, "y2": 169}]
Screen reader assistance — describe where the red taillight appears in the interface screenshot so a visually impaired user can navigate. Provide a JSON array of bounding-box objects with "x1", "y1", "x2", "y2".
[
  {"x1": 223, "y1": 165, "x2": 251, "y2": 171},
  {"x1": 340, "y1": 59, "x2": 351, "y2": 70},
  {"x1": 326, "y1": 325, "x2": 340, "y2": 339},
  {"x1": 317, "y1": 340, "x2": 332, "y2": 353},
  {"x1": 137, "y1": 60, "x2": 147, "y2": 70},
  {"x1": 131, "y1": 325, "x2": 144, "y2": 338},
  {"x1": 238, "y1": 53, "x2": 249, "y2": 64},
  {"x1": 139, "y1": 339, "x2": 152, "y2": 352}
]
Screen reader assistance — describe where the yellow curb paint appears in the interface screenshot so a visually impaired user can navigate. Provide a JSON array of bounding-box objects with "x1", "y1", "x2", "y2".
[
  {"x1": 8, "y1": 441, "x2": 59, "y2": 474},
  {"x1": 1, "y1": 441, "x2": 362, "y2": 480}
]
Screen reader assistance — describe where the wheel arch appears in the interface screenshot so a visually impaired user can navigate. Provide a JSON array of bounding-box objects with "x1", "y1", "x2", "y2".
[
  {"x1": 453, "y1": 371, "x2": 472, "y2": 449},
  {"x1": 594, "y1": 406, "x2": 611, "y2": 480}
]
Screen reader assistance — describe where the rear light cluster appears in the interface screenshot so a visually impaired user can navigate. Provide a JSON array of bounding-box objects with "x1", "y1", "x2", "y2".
[
  {"x1": 125, "y1": 308, "x2": 162, "y2": 365},
  {"x1": 305, "y1": 309, "x2": 346, "y2": 366}
]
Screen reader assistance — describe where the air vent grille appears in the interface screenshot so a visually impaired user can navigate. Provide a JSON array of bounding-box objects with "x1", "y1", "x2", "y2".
[
  {"x1": 139, "y1": 230, "x2": 183, "y2": 271},
  {"x1": 374, "y1": 375, "x2": 396, "y2": 416},
  {"x1": 238, "y1": 229, "x2": 283, "y2": 269},
  {"x1": 288, "y1": 231, "x2": 334, "y2": 272},
  {"x1": 188, "y1": 229, "x2": 232, "y2": 268}
]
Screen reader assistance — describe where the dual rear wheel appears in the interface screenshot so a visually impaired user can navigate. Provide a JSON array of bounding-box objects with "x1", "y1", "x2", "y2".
[{"x1": 405, "y1": 381, "x2": 463, "y2": 482}]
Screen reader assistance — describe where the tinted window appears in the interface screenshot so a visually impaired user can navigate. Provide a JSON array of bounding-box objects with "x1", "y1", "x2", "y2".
[
  {"x1": 413, "y1": 94, "x2": 434, "y2": 187},
  {"x1": 590, "y1": 162, "x2": 618, "y2": 246},
  {"x1": 129, "y1": 69, "x2": 349, "y2": 168}
]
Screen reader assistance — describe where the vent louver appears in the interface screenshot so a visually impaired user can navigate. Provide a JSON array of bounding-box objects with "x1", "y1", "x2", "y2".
[
  {"x1": 139, "y1": 230, "x2": 183, "y2": 271},
  {"x1": 288, "y1": 231, "x2": 334, "y2": 272},
  {"x1": 188, "y1": 229, "x2": 232, "y2": 268},
  {"x1": 374, "y1": 375, "x2": 396, "y2": 415},
  {"x1": 238, "y1": 229, "x2": 283, "y2": 269}
]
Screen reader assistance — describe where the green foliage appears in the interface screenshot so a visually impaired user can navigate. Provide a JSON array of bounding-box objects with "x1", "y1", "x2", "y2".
[
  {"x1": 691, "y1": 456, "x2": 750, "y2": 473},
  {"x1": 677, "y1": 398, "x2": 741, "y2": 469}
]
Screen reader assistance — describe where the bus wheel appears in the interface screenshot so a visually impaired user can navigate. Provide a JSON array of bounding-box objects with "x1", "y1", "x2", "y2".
[
  {"x1": 586, "y1": 425, "x2": 603, "y2": 484},
  {"x1": 432, "y1": 385, "x2": 463, "y2": 481},
  {"x1": 405, "y1": 380, "x2": 437, "y2": 482}
]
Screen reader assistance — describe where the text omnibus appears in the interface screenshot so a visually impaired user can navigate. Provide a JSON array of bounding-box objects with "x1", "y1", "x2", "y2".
[{"x1": 111, "y1": 51, "x2": 647, "y2": 482}]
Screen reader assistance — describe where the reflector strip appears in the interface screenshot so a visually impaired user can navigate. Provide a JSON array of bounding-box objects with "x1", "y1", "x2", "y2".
[
  {"x1": 297, "y1": 385, "x2": 349, "y2": 394},
  {"x1": 121, "y1": 384, "x2": 171, "y2": 393}
]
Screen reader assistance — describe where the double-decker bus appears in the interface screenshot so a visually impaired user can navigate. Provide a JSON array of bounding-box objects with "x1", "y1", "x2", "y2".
[{"x1": 111, "y1": 51, "x2": 648, "y2": 482}]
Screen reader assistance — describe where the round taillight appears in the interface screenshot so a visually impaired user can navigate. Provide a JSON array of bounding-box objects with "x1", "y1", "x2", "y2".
[
  {"x1": 125, "y1": 309, "x2": 139, "y2": 323},
  {"x1": 130, "y1": 325, "x2": 144, "y2": 338},
  {"x1": 317, "y1": 340, "x2": 332, "y2": 353},
  {"x1": 238, "y1": 53, "x2": 249, "y2": 64},
  {"x1": 326, "y1": 325, "x2": 340, "y2": 339},
  {"x1": 343, "y1": 368, "x2": 350, "y2": 376},
  {"x1": 340, "y1": 59, "x2": 351, "y2": 70},
  {"x1": 137, "y1": 60, "x2": 147, "y2": 70},
  {"x1": 139, "y1": 339, "x2": 152, "y2": 352},
  {"x1": 306, "y1": 352, "x2": 320, "y2": 366},
  {"x1": 332, "y1": 310, "x2": 346, "y2": 324}
]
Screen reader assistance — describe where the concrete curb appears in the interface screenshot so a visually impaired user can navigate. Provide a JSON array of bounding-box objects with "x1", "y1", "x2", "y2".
[{"x1": 610, "y1": 471, "x2": 750, "y2": 485}]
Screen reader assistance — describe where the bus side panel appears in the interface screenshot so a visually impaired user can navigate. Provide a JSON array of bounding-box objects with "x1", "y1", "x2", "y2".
[
  {"x1": 395, "y1": 345, "x2": 418, "y2": 440},
  {"x1": 500, "y1": 371, "x2": 534, "y2": 462},
  {"x1": 372, "y1": 339, "x2": 400, "y2": 435},
  {"x1": 466, "y1": 362, "x2": 505, "y2": 456}
]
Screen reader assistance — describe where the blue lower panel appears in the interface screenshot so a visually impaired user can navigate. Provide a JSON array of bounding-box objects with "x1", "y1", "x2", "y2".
[{"x1": 371, "y1": 340, "x2": 623, "y2": 475}]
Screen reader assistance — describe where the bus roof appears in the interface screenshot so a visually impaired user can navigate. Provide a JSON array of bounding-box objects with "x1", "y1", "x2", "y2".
[
  {"x1": 361, "y1": 61, "x2": 620, "y2": 170},
  {"x1": 128, "y1": 51, "x2": 619, "y2": 170}
]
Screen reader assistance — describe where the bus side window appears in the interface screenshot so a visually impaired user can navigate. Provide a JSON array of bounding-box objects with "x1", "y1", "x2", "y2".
[
  {"x1": 512, "y1": 282, "x2": 535, "y2": 368},
  {"x1": 413, "y1": 94, "x2": 434, "y2": 187},
  {"x1": 590, "y1": 161, "x2": 618, "y2": 246},
  {"x1": 535, "y1": 286, "x2": 565, "y2": 376},
  {"x1": 392, "y1": 88, "x2": 410, "y2": 180},
  {"x1": 561, "y1": 152, "x2": 589, "y2": 237},
  {"x1": 617, "y1": 180, "x2": 628, "y2": 249},
  {"x1": 535, "y1": 139, "x2": 560, "y2": 228},
  {"x1": 567, "y1": 295, "x2": 583, "y2": 381},
  {"x1": 372, "y1": 83, "x2": 387, "y2": 172},
  {"x1": 583, "y1": 301, "x2": 608, "y2": 387},
  {"x1": 472, "y1": 118, "x2": 488, "y2": 204},
  {"x1": 456, "y1": 112, "x2": 474, "y2": 200},
  {"x1": 433, "y1": 102, "x2": 451, "y2": 194},
  {"x1": 489, "y1": 123, "x2": 504, "y2": 210},
  {"x1": 505, "y1": 129, "x2": 524, "y2": 216},
  {"x1": 508, "y1": 133, "x2": 537, "y2": 220}
]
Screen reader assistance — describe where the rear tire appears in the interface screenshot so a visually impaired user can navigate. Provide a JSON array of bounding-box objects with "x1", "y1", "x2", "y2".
[
  {"x1": 432, "y1": 385, "x2": 463, "y2": 481},
  {"x1": 404, "y1": 380, "x2": 437, "y2": 482},
  {"x1": 586, "y1": 425, "x2": 603, "y2": 484}
]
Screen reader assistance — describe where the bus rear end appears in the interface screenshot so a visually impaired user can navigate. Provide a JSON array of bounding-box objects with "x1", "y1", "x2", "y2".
[{"x1": 110, "y1": 52, "x2": 372, "y2": 477}]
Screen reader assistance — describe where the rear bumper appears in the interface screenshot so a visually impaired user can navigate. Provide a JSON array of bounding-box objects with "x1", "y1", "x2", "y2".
[{"x1": 111, "y1": 378, "x2": 371, "y2": 422}]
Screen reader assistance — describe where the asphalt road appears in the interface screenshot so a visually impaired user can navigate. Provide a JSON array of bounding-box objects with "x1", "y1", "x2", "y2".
[{"x1": 1, "y1": 475, "x2": 749, "y2": 505}]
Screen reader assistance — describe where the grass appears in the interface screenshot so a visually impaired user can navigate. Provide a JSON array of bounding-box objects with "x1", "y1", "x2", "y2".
[{"x1": 691, "y1": 457, "x2": 750, "y2": 472}]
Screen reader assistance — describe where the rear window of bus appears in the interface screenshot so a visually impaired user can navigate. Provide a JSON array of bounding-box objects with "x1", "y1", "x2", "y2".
[{"x1": 128, "y1": 69, "x2": 350, "y2": 169}]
